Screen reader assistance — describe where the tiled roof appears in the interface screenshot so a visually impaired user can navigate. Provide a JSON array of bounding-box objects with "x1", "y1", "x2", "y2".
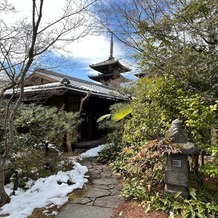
[
  {"x1": 89, "y1": 58, "x2": 131, "y2": 74},
  {"x1": 32, "y1": 68, "x2": 125, "y2": 100}
]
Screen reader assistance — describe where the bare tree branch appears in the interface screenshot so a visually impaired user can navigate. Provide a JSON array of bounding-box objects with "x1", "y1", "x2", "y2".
[{"x1": 0, "y1": 0, "x2": 97, "y2": 206}]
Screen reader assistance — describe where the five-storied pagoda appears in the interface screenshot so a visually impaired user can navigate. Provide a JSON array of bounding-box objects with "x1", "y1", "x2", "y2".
[{"x1": 89, "y1": 33, "x2": 131, "y2": 84}]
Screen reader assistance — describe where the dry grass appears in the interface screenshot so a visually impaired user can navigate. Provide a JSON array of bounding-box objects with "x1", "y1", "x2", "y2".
[{"x1": 112, "y1": 201, "x2": 168, "y2": 218}]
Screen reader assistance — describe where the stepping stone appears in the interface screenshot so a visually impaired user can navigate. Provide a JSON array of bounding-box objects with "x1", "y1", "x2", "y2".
[
  {"x1": 56, "y1": 204, "x2": 113, "y2": 218},
  {"x1": 94, "y1": 196, "x2": 122, "y2": 208},
  {"x1": 92, "y1": 178, "x2": 118, "y2": 186},
  {"x1": 84, "y1": 188, "x2": 111, "y2": 198}
]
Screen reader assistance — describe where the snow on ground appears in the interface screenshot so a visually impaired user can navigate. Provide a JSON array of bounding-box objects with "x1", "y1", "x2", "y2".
[
  {"x1": 0, "y1": 145, "x2": 105, "y2": 218},
  {"x1": 80, "y1": 144, "x2": 106, "y2": 158}
]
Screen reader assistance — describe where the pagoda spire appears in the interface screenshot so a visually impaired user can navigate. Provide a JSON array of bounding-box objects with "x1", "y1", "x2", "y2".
[{"x1": 109, "y1": 32, "x2": 114, "y2": 60}]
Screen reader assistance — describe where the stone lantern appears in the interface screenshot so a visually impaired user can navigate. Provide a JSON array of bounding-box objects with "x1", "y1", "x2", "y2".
[{"x1": 164, "y1": 119, "x2": 198, "y2": 199}]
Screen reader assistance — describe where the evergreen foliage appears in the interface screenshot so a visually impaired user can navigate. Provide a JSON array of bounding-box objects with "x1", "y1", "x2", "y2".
[
  {"x1": 123, "y1": 76, "x2": 217, "y2": 147},
  {"x1": 14, "y1": 104, "x2": 81, "y2": 148}
]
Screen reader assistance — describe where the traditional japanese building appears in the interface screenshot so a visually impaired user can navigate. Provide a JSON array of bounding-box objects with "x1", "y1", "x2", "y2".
[
  {"x1": 3, "y1": 34, "x2": 132, "y2": 148},
  {"x1": 89, "y1": 34, "x2": 131, "y2": 84},
  {"x1": 4, "y1": 68, "x2": 128, "y2": 146}
]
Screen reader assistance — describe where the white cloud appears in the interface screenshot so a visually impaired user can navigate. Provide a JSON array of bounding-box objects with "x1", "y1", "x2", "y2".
[
  {"x1": 70, "y1": 34, "x2": 125, "y2": 64},
  {"x1": 4, "y1": 0, "x2": 125, "y2": 61}
]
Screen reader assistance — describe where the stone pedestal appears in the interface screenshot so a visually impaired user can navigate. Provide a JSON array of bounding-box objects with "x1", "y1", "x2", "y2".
[
  {"x1": 165, "y1": 154, "x2": 189, "y2": 198},
  {"x1": 164, "y1": 119, "x2": 198, "y2": 199}
]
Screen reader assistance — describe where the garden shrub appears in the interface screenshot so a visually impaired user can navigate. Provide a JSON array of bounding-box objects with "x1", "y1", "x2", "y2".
[
  {"x1": 14, "y1": 103, "x2": 81, "y2": 149},
  {"x1": 109, "y1": 75, "x2": 218, "y2": 216},
  {"x1": 0, "y1": 102, "x2": 81, "y2": 188},
  {"x1": 123, "y1": 75, "x2": 217, "y2": 147},
  {"x1": 123, "y1": 76, "x2": 180, "y2": 146},
  {"x1": 113, "y1": 140, "x2": 180, "y2": 199},
  {"x1": 97, "y1": 143, "x2": 122, "y2": 164},
  {"x1": 143, "y1": 187, "x2": 218, "y2": 218},
  {"x1": 111, "y1": 140, "x2": 218, "y2": 217},
  {"x1": 5, "y1": 145, "x2": 75, "y2": 188}
]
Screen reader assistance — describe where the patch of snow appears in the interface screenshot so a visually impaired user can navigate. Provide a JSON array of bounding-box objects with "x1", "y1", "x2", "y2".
[
  {"x1": 4, "y1": 183, "x2": 24, "y2": 196},
  {"x1": 4, "y1": 82, "x2": 63, "y2": 95},
  {"x1": 80, "y1": 144, "x2": 106, "y2": 158},
  {"x1": 48, "y1": 143, "x2": 62, "y2": 155},
  {"x1": 25, "y1": 179, "x2": 35, "y2": 189},
  {"x1": 0, "y1": 162, "x2": 88, "y2": 218},
  {"x1": 80, "y1": 85, "x2": 96, "y2": 92}
]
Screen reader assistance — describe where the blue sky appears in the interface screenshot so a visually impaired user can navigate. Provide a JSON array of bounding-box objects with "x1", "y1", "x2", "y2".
[{"x1": 45, "y1": 34, "x2": 135, "y2": 82}]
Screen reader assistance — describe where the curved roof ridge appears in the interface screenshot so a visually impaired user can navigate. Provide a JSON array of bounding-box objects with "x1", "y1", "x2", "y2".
[{"x1": 34, "y1": 68, "x2": 115, "y2": 90}]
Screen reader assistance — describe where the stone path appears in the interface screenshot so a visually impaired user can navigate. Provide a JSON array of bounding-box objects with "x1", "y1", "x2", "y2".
[{"x1": 56, "y1": 158, "x2": 123, "y2": 218}]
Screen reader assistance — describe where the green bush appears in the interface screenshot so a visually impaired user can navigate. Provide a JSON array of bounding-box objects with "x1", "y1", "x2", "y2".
[
  {"x1": 143, "y1": 188, "x2": 218, "y2": 218},
  {"x1": 5, "y1": 145, "x2": 75, "y2": 188},
  {"x1": 112, "y1": 140, "x2": 218, "y2": 217},
  {"x1": 14, "y1": 104, "x2": 81, "y2": 149},
  {"x1": 123, "y1": 76, "x2": 179, "y2": 146},
  {"x1": 97, "y1": 143, "x2": 122, "y2": 164},
  {"x1": 113, "y1": 140, "x2": 179, "y2": 198},
  {"x1": 1, "y1": 102, "x2": 81, "y2": 188},
  {"x1": 123, "y1": 75, "x2": 217, "y2": 147}
]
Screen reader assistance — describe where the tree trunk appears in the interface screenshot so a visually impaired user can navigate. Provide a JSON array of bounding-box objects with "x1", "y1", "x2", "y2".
[
  {"x1": 0, "y1": 88, "x2": 23, "y2": 206},
  {"x1": 211, "y1": 125, "x2": 217, "y2": 146},
  {"x1": 66, "y1": 131, "x2": 73, "y2": 153},
  {"x1": 78, "y1": 92, "x2": 91, "y2": 115},
  {"x1": 0, "y1": 158, "x2": 10, "y2": 206}
]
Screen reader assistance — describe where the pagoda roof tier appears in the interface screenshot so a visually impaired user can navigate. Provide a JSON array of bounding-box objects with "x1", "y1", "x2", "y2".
[
  {"x1": 89, "y1": 57, "x2": 131, "y2": 74},
  {"x1": 88, "y1": 72, "x2": 129, "y2": 83}
]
